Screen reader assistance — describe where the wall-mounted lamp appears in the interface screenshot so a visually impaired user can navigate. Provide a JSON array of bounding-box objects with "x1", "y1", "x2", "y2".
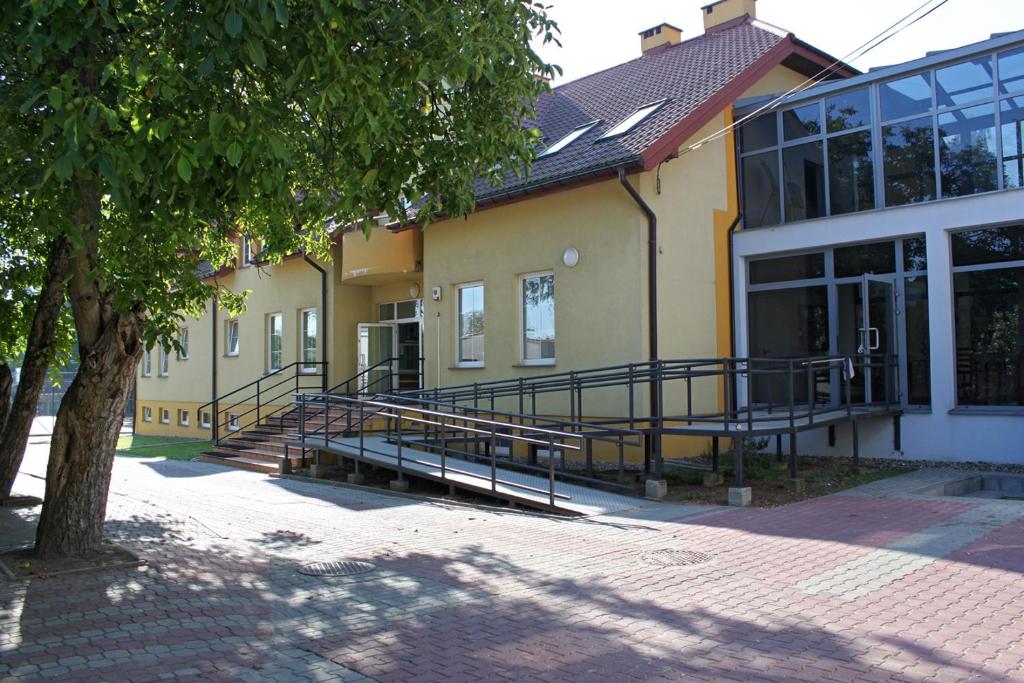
[{"x1": 562, "y1": 247, "x2": 580, "y2": 268}]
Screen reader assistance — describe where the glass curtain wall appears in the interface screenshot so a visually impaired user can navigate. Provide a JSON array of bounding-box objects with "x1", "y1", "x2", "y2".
[
  {"x1": 747, "y1": 238, "x2": 930, "y2": 407},
  {"x1": 739, "y1": 43, "x2": 1024, "y2": 228}
]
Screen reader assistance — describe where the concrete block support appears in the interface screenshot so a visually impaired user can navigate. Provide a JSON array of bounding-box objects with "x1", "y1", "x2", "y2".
[
  {"x1": 389, "y1": 479, "x2": 409, "y2": 492},
  {"x1": 703, "y1": 471, "x2": 724, "y2": 487},
  {"x1": 309, "y1": 463, "x2": 330, "y2": 479},
  {"x1": 645, "y1": 479, "x2": 668, "y2": 500},
  {"x1": 787, "y1": 478, "x2": 806, "y2": 493},
  {"x1": 347, "y1": 473, "x2": 365, "y2": 485},
  {"x1": 728, "y1": 487, "x2": 752, "y2": 507}
]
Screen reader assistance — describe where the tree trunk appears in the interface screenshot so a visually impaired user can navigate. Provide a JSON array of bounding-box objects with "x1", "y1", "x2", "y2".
[
  {"x1": 34, "y1": 310, "x2": 142, "y2": 559},
  {"x1": 0, "y1": 364, "x2": 11, "y2": 436},
  {"x1": 0, "y1": 237, "x2": 71, "y2": 502}
]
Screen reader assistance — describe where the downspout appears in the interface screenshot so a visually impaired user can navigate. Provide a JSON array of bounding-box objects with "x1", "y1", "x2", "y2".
[
  {"x1": 302, "y1": 254, "x2": 329, "y2": 392},
  {"x1": 726, "y1": 213, "x2": 742, "y2": 413},
  {"x1": 618, "y1": 167, "x2": 662, "y2": 481},
  {"x1": 211, "y1": 295, "x2": 218, "y2": 442}
]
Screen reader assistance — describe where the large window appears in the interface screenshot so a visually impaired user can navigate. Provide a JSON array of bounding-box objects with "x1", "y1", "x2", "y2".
[
  {"x1": 457, "y1": 283, "x2": 485, "y2": 367},
  {"x1": 952, "y1": 225, "x2": 1024, "y2": 406},
  {"x1": 521, "y1": 272, "x2": 555, "y2": 364},
  {"x1": 158, "y1": 347, "x2": 169, "y2": 377},
  {"x1": 738, "y1": 42, "x2": 1024, "y2": 228},
  {"x1": 177, "y1": 327, "x2": 190, "y2": 360},
  {"x1": 747, "y1": 237, "x2": 931, "y2": 407},
  {"x1": 225, "y1": 319, "x2": 240, "y2": 356},
  {"x1": 267, "y1": 313, "x2": 283, "y2": 372},
  {"x1": 141, "y1": 350, "x2": 152, "y2": 377},
  {"x1": 300, "y1": 309, "x2": 317, "y2": 372}
]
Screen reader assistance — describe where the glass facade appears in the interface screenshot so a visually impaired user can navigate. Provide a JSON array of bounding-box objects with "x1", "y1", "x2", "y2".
[
  {"x1": 739, "y1": 41, "x2": 1024, "y2": 228},
  {"x1": 952, "y1": 225, "x2": 1024, "y2": 407}
]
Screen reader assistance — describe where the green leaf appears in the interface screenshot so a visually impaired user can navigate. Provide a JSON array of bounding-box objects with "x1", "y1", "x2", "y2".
[
  {"x1": 361, "y1": 168, "x2": 378, "y2": 187},
  {"x1": 226, "y1": 141, "x2": 243, "y2": 167},
  {"x1": 273, "y1": 0, "x2": 289, "y2": 25},
  {"x1": 245, "y1": 40, "x2": 266, "y2": 69},
  {"x1": 224, "y1": 10, "x2": 243, "y2": 37},
  {"x1": 176, "y1": 156, "x2": 192, "y2": 182},
  {"x1": 19, "y1": 91, "x2": 44, "y2": 114},
  {"x1": 54, "y1": 155, "x2": 73, "y2": 181},
  {"x1": 197, "y1": 53, "x2": 214, "y2": 78},
  {"x1": 47, "y1": 88, "x2": 64, "y2": 110},
  {"x1": 209, "y1": 112, "x2": 227, "y2": 137}
]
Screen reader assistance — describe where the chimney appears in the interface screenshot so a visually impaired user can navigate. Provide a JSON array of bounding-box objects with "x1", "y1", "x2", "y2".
[
  {"x1": 701, "y1": 0, "x2": 757, "y2": 32},
  {"x1": 639, "y1": 23, "x2": 683, "y2": 56}
]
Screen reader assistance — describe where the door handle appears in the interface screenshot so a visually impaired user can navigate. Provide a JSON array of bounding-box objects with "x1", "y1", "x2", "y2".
[{"x1": 868, "y1": 327, "x2": 880, "y2": 351}]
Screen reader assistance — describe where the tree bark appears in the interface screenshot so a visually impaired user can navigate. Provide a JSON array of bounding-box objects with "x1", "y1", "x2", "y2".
[
  {"x1": 34, "y1": 309, "x2": 142, "y2": 559},
  {"x1": 0, "y1": 363, "x2": 11, "y2": 436},
  {"x1": 0, "y1": 237, "x2": 71, "y2": 502}
]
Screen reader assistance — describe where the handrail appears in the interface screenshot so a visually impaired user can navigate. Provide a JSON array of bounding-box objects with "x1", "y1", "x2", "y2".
[{"x1": 325, "y1": 356, "x2": 426, "y2": 396}]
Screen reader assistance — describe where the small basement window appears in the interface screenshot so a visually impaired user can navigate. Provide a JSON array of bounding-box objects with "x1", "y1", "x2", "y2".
[
  {"x1": 200, "y1": 410, "x2": 211, "y2": 429},
  {"x1": 178, "y1": 409, "x2": 189, "y2": 427},
  {"x1": 143, "y1": 406, "x2": 152, "y2": 422},
  {"x1": 598, "y1": 99, "x2": 668, "y2": 139},
  {"x1": 160, "y1": 408, "x2": 170, "y2": 424},
  {"x1": 228, "y1": 413, "x2": 240, "y2": 431},
  {"x1": 538, "y1": 121, "x2": 600, "y2": 158}
]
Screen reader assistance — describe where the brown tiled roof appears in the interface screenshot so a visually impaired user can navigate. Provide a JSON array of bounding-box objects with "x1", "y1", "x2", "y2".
[{"x1": 472, "y1": 16, "x2": 850, "y2": 205}]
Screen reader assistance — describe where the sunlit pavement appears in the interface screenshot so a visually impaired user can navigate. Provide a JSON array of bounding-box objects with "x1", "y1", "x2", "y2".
[{"x1": 2, "y1": 440, "x2": 1023, "y2": 682}]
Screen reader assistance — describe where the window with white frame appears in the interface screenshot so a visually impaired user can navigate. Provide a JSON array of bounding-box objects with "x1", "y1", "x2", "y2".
[
  {"x1": 457, "y1": 283, "x2": 485, "y2": 367},
  {"x1": 300, "y1": 308, "x2": 317, "y2": 372},
  {"x1": 143, "y1": 406, "x2": 152, "y2": 422},
  {"x1": 200, "y1": 410, "x2": 211, "y2": 429},
  {"x1": 241, "y1": 236, "x2": 253, "y2": 266},
  {"x1": 141, "y1": 351, "x2": 152, "y2": 377},
  {"x1": 228, "y1": 413, "x2": 240, "y2": 431},
  {"x1": 160, "y1": 408, "x2": 170, "y2": 424},
  {"x1": 267, "y1": 313, "x2": 283, "y2": 372},
  {"x1": 520, "y1": 272, "x2": 555, "y2": 364},
  {"x1": 158, "y1": 347, "x2": 169, "y2": 376},
  {"x1": 177, "y1": 327, "x2": 190, "y2": 360},
  {"x1": 225, "y1": 319, "x2": 240, "y2": 356},
  {"x1": 178, "y1": 409, "x2": 189, "y2": 426}
]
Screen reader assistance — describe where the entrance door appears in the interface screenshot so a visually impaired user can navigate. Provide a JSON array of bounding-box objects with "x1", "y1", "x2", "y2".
[
  {"x1": 861, "y1": 274, "x2": 896, "y2": 405},
  {"x1": 356, "y1": 323, "x2": 397, "y2": 393}
]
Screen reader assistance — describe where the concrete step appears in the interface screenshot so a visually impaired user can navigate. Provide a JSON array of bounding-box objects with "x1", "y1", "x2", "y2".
[{"x1": 197, "y1": 453, "x2": 279, "y2": 474}]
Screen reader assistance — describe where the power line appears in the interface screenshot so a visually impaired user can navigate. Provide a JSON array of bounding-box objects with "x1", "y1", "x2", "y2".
[{"x1": 684, "y1": 0, "x2": 955, "y2": 154}]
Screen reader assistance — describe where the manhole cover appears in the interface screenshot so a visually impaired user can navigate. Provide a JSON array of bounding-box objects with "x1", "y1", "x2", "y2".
[
  {"x1": 298, "y1": 560, "x2": 376, "y2": 577},
  {"x1": 644, "y1": 549, "x2": 712, "y2": 567}
]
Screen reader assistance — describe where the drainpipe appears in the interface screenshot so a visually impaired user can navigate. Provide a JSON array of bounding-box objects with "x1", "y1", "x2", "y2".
[
  {"x1": 618, "y1": 167, "x2": 662, "y2": 481},
  {"x1": 726, "y1": 213, "x2": 743, "y2": 416},
  {"x1": 211, "y1": 294, "x2": 218, "y2": 443},
  {"x1": 302, "y1": 254, "x2": 329, "y2": 392}
]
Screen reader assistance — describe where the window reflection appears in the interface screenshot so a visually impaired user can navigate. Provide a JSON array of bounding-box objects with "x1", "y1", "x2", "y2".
[
  {"x1": 935, "y1": 57, "x2": 993, "y2": 107},
  {"x1": 828, "y1": 130, "x2": 875, "y2": 215},
  {"x1": 521, "y1": 273, "x2": 555, "y2": 362},
  {"x1": 749, "y1": 253, "x2": 825, "y2": 285},
  {"x1": 783, "y1": 103, "x2": 822, "y2": 140},
  {"x1": 741, "y1": 151, "x2": 780, "y2": 228},
  {"x1": 457, "y1": 284, "x2": 485, "y2": 364},
  {"x1": 825, "y1": 88, "x2": 872, "y2": 133},
  {"x1": 883, "y1": 116, "x2": 936, "y2": 206},
  {"x1": 740, "y1": 112, "x2": 777, "y2": 152},
  {"x1": 834, "y1": 241, "x2": 896, "y2": 278},
  {"x1": 748, "y1": 286, "x2": 829, "y2": 404},
  {"x1": 783, "y1": 141, "x2": 825, "y2": 221},
  {"x1": 903, "y1": 237, "x2": 928, "y2": 272},
  {"x1": 938, "y1": 104, "x2": 997, "y2": 198},
  {"x1": 998, "y1": 47, "x2": 1024, "y2": 95},
  {"x1": 881, "y1": 73, "x2": 933, "y2": 121},
  {"x1": 904, "y1": 276, "x2": 931, "y2": 405},
  {"x1": 1001, "y1": 96, "x2": 1024, "y2": 188}
]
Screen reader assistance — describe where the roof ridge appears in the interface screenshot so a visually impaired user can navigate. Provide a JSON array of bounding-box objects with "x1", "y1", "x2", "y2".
[{"x1": 551, "y1": 16, "x2": 764, "y2": 93}]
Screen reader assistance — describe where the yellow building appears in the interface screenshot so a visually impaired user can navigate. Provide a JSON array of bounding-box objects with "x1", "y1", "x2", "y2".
[{"x1": 135, "y1": 0, "x2": 852, "y2": 472}]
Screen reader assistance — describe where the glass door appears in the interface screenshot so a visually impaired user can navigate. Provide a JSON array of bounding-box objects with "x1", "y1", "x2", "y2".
[
  {"x1": 861, "y1": 274, "x2": 896, "y2": 405},
  {"x1": 356, "y1": 323, "x2": 397, "y2": 393}
]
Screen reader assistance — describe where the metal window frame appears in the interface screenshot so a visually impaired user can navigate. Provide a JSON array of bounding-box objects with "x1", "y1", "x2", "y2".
[{"x1": 299, "y1": 307, "x2": 318, "y2": 372}]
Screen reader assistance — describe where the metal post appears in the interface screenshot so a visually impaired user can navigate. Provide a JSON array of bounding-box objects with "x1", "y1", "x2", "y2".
[
  {"x1": 213, "y1": 399, "x2": 219, "y2": 443},
  {"x1": 358, "y1": 401, "x2": 365, "y2": 459},
  {"x1": 586, "y1": 440, "x2": 593, "y2": 479},
  {"x1": 440, "y1": 414, "x2": 446, "y2": 480},
  {"x1": 734, "y1": 434, "x2": 744, "y2": 488},
  {"x1": 256, "y1": 381, "x2": 261, "y2": 425},
  {"x1": 299, "y1": 395, "x2": 306, "y2": 445},
  {"x1": 806, "y1": 364, "x2": 814, "y2": 424},
  {"x1": 617, "y1": 437, "x2": 625, "y2": 483},
  {"x1": 628, "y1": 364, "x2": 635, "y2": 430},
  {"x1": 775, "y1": 433, "x2": 783, "y2": 463},
  {"x1": 852, "y1": 419, "x2": 860, "y2": 471},
  {"x1": 712, "y1": 437, "x2": 720, "y2": 473},
  {"x1": 396, "y1": 408, "x2": 404, "y2": 481},
  {"x1": 490, "y1": 427, "x2": 497, "y2": 493},
  {"x1": 548, "y1": 434, "x2": 555, "y2": 507},
  {"x1": 789, "y1": 430, "x2": 798, "y2": 480}
]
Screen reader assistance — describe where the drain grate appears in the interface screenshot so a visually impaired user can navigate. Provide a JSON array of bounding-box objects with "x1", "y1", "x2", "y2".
[
  {"x1": 644, "y1": 549, "x2": 713, "y2": 567},
  {"x1": 298, "y1": 560, "x2": 376, "y2": 577}
]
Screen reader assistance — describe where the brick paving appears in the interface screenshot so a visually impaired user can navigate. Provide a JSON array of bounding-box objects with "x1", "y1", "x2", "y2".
[{"x1": 2, "y1": 443, "x2": 1024, "y2": 682}]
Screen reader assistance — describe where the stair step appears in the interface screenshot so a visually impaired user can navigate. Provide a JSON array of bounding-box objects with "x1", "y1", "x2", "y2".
[{"x1": 197, "y1": 453, "x2": 279, "y2": 474}]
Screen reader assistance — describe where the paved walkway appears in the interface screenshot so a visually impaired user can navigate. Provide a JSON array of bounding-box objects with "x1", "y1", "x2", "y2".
[{"x1": 2, "y1": 443, "x2": 1024, "y2": 682}]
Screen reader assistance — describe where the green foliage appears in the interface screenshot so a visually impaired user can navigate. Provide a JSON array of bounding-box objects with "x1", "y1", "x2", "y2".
[{"x1": 1, "y1": 0, "x2": 558, "y2": 348}]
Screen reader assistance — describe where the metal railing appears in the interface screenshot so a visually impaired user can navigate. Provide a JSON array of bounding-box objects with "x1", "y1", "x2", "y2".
[
  {"x1": 294, "y1": 391, "x2": 645, "y2": 502},
  {"x1": 199, "y1": 362, "x2": 328, "y2": 443},
  {"x1": 325, "y1": 356, "x2": 425, "y2": 396}
]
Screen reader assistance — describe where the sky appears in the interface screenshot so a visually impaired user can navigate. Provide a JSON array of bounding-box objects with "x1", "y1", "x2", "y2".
[{"x1": 532, "y1": 0, "x2": 1024, "y2": 86}]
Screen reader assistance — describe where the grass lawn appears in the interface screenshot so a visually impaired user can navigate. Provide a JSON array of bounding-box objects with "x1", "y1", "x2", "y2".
[
  {"x1": 115, "y1": 434, "x2": 211, "y2": 461},
  {"x1": 663, "y1": 457, "x2": 906, "y2": 507}
]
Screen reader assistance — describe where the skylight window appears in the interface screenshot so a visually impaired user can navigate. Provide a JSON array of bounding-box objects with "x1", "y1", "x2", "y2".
[
  {"x1": 598, "y1": 99, "x2": 669, "y2": 140},
  {"x1": 538, "y1": 121, "x2": 600, "y2": 157}
]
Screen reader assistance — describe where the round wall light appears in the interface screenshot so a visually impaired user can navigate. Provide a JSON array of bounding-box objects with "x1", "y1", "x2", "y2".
[
  {"x1": 409, "y1": 283, "x2": 421, "y2": 298},
  {"x1": 562, "y1": 247, "x2": 580, "y2": 268}
]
